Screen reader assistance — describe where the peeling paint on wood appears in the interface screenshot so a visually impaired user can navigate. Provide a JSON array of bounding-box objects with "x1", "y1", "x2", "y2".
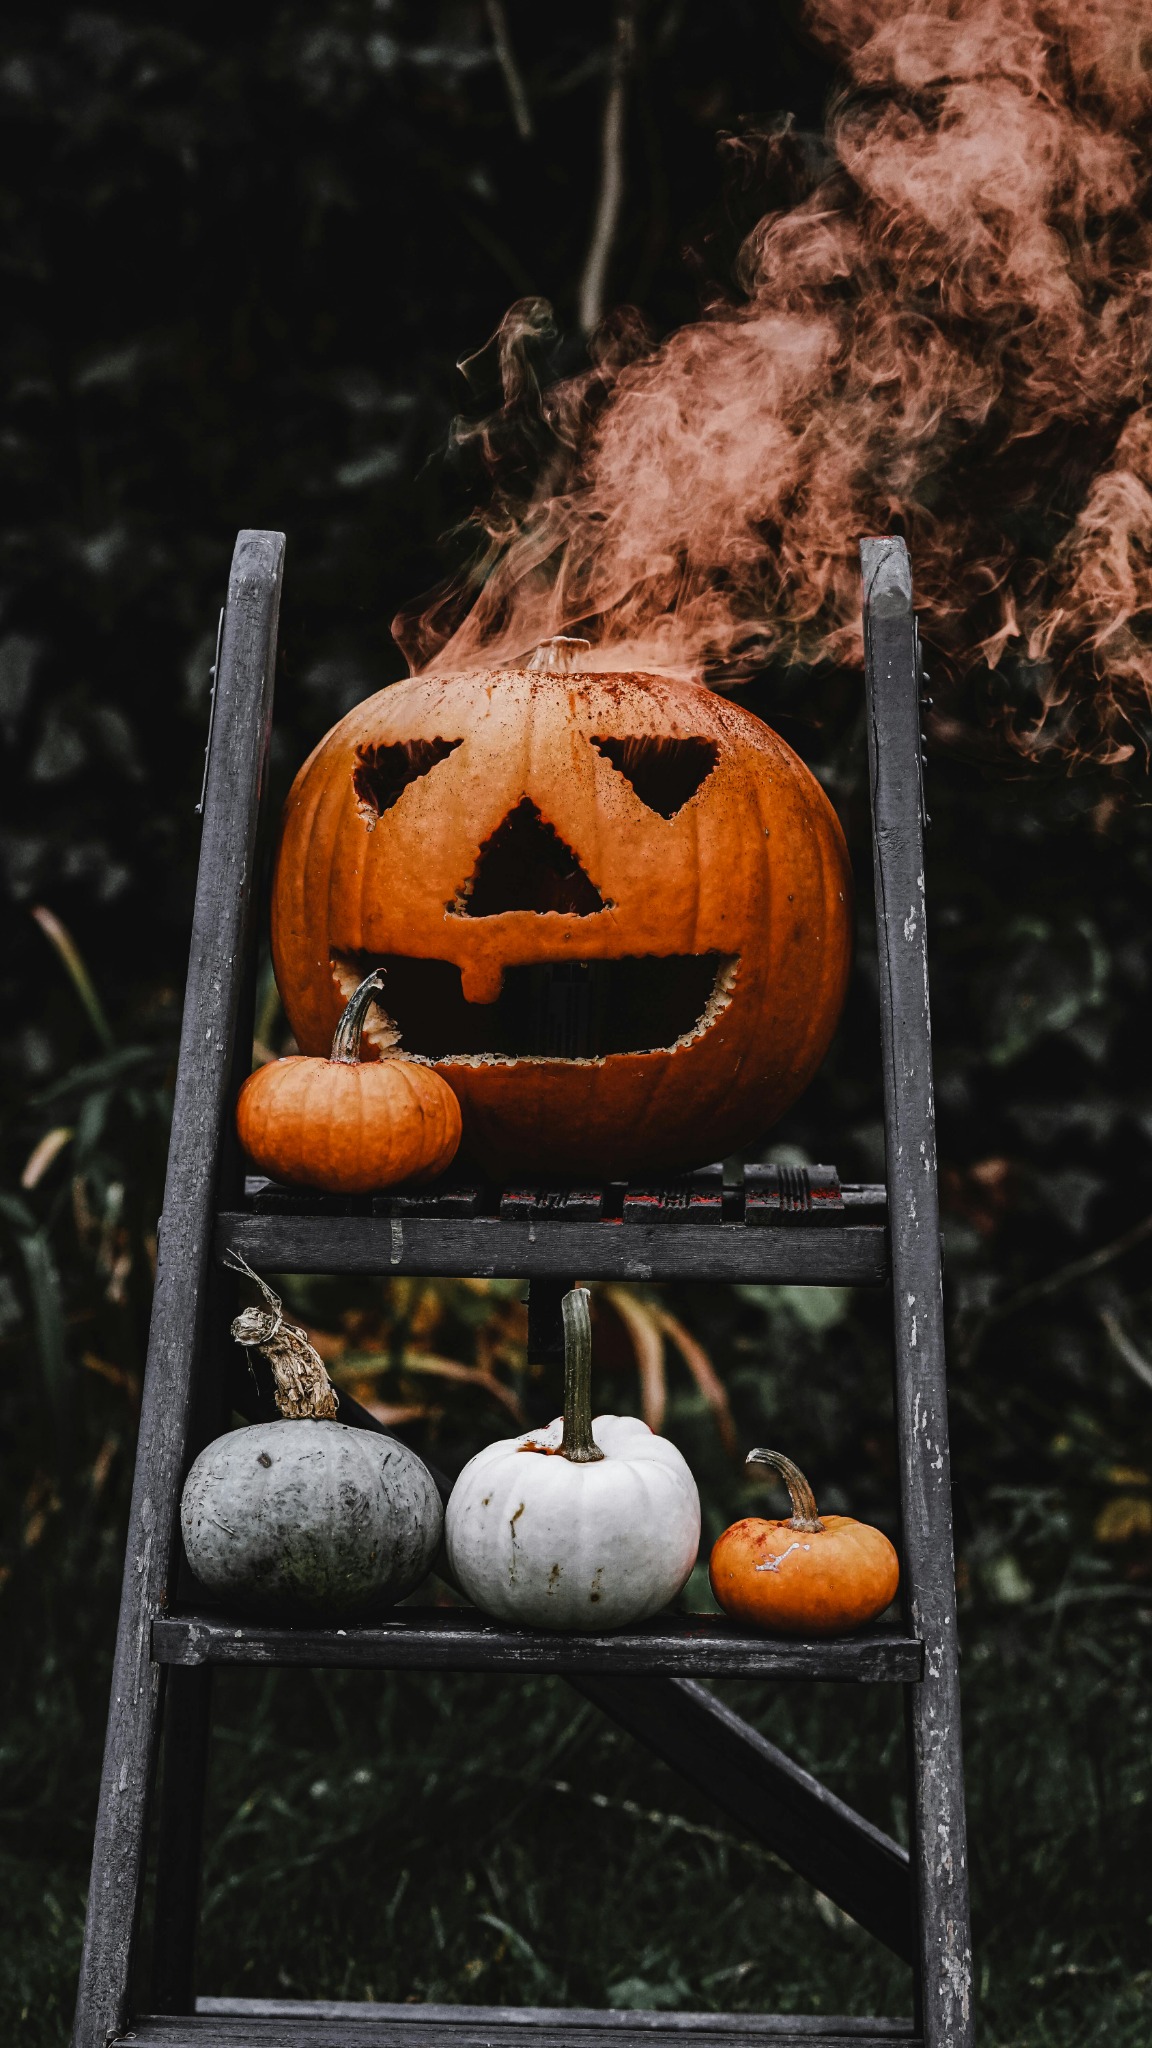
[
  {"x1": 862, "y1": 537, "x2": 973, "y2": 2048},
  {"x1": 128, "y1": 2007, "x2": 922, "y2": 2048},
  {"x1": 151, "y1": 1609, "x2": 923, "y2": 1681},
  {"x1": 214, "y1": 1213, "x2": 890, "y2": 1287},
  {"x1": 71, "y1": 532, "x2": 285, "y2": 2048}
]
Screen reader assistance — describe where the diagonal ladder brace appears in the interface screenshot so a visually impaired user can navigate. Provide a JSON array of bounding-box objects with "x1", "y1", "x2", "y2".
[{"x1": 573, "y1": 1677, "x2": 912, "y2": 1959}]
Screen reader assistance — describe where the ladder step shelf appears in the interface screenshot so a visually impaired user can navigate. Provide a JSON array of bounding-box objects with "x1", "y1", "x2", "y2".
[
  {"x1": 215, "y1": 1212, "x2": 888, "y2": 1286},
  {"x1": 153, "y1": 1610, "x2": 923, "y2": 1681},
  {"x1": 127, "y1": 2003, "x2": 920, "y2": 2048}
]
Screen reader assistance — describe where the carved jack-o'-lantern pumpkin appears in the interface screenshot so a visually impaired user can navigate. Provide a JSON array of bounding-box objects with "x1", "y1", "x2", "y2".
[{"x1": 270, "y1": 641, "x2": 852, "y2": 1180}]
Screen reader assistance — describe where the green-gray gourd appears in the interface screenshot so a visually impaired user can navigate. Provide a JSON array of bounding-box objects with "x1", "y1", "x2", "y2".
[{"x1": 179, "y1": 1255, "x2": 442, "y2": 1619}]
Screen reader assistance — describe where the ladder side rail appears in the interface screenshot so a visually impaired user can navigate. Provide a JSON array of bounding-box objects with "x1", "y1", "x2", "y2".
[
  {"x1": 72, "y1": 530, "x2": 285, "y2": 2048},
  {"x1": 148, "y1": 544, "x2": 287, "y2": 2012},
  {"x1": 860, "y1": 537, "x2": 972, "y2": 2048}
]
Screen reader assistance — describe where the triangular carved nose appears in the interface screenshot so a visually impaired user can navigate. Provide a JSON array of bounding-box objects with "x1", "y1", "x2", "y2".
[{"x1": 452, "y1": 799, "x2": 606, "y2": 917}]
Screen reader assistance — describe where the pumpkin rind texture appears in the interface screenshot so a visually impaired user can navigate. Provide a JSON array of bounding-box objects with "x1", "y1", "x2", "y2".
[
  {"x1": 180, "y1": 1421, "x2": 444, "y2": 1619},
  {"x1": 270, "y1": 663, "x2": 853, "y2": 1178},
  {"x1": 235, "y1": 1055, "x2": 462, "y2": 1193},
  {"x1": 709, "y1": 1514, "x2": 900, "y2": 1636},
  {"x1": 445, "y1": 1413, "x2": 701, "y2": 1631}
]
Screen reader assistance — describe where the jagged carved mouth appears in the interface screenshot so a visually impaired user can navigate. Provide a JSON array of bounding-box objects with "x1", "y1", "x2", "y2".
[{"x1": 330, "y1": 952, "x2": 738, "y2": 1063}]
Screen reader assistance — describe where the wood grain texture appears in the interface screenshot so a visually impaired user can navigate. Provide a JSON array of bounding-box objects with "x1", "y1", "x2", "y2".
[
  {"x1": 861, "y1": 537, "x2": 973, "y2": 2048},
  {"x1": 151, "y1": 1608, "x2": 923, "y2": 1681},
  {"x1": 130, "y1": 2007, "x2": 918, "y2": 2048},
  {"x1": 71, "y1": 532, "x2": 285, "y2": 2048},
  {"x1": 190, "y1": 2007, "x2": 915, "y2": 2035},
  {"x1": 214, "y1": 1213, "x2": 889, "y2": 1285},
  {"x1": 573, "y1": 1675, "x2": 914, "y2": 1960}
]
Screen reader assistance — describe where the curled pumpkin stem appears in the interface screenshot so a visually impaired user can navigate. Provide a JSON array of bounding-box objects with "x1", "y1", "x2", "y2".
[
  {"x1": 560, "y1": 1286, "x2": 604, "y2": 1463},
  {"x1": 330, "y1": 968, "x2": 388, "y2": 1066},
  {"x1": 224, "y1": 1248, "x2": 339, "y2": 1421},
  {"x1": 745, "y1": 1448, "x2": 824, "y2": 1533}
]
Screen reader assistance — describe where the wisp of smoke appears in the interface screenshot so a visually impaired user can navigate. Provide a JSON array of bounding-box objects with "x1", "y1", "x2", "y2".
[{"x1": 395, "y1": 0, "x2": 1152, "y2": 769}]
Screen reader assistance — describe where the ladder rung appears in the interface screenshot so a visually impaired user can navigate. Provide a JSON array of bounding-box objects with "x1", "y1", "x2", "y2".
[
  {"x1": 214, "y1": 1212, "x2": 889, "y2": 1286},
  {"x1": 125, "y1": 2001, "x2": 921, "y2": 2048},
  {"x1": 152, "y1": 1610, "x2": 922, "y2": 1683}
]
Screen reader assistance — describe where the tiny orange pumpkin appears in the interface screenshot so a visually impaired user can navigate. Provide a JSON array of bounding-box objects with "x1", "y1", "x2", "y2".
[
  {"x1": 236, "y1": 969, "x2": 462, "y2": 1194},
  {"x1": 709, "y1": 1448, "x2": 899, "y2": 1637}
]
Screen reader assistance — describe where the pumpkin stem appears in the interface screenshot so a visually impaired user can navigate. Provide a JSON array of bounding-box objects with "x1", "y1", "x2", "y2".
[
  {"x1": 224, "y1": 1248, "x2": 339, "y2": 1421},
  {"x1": 745, "y1": 1448, "x2": 824, "y2": 1532},
  {"x1": 526, "y1": 636, "x2": 592, "y2": 674},
  {"x1": 330, "y1": 968, "x2": 387, "y2": 1065},
  {"x1": 559, "y1": 1286, "x2": 605, "y2": 1463}
]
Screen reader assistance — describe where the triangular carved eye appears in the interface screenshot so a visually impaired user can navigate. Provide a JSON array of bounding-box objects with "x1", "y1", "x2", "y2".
[
  {"x1": 354, "y1": 737, "x2": 462, "y2": 821},
  {"x1": 453, "y1": 799, "x2": 605, "y2": 917},
  {"x1": 592, "y1": 736, "x2": 718, "y2": 818}
]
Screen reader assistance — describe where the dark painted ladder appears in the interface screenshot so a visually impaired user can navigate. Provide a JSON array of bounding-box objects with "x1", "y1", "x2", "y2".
[{"x1": 71, "y1": 532, "x2": 972, "y2": 2048}]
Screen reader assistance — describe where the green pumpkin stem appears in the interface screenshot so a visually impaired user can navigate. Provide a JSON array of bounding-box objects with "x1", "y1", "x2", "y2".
[
  {"x1": 559, "y1": 1287, "x2": 604, "y2": 1463},
  {"x1": 745, "y1": 1448, "x2": 824, "y2": 1532},
  {"x1": 330, "y1": 969, "x2": 387, "y2": 1066}
]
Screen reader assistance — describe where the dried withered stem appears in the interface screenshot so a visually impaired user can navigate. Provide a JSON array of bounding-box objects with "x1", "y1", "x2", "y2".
[{"x1": 224, "y1": 1248, "x2": 338, "y2": 1421}]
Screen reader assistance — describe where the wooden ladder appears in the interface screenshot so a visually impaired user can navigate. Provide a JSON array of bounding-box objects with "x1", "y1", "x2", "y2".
[{"x1": 71, "y1": 530, "x2": 973, "y2": 2048}]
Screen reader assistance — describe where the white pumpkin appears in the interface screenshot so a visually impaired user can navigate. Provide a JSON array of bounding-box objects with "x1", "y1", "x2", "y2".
[
  {"x1": 445, "y1": 1289, "x2": 700, "y2": 1631},
  {"x1": 181, "y1": 1420, "x2": 443, "y2": 1620}
]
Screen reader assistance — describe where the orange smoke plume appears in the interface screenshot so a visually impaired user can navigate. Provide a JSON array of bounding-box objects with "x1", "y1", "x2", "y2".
[{"x1": 395, "y1": 0, "x2": 1152, "y2": 768}]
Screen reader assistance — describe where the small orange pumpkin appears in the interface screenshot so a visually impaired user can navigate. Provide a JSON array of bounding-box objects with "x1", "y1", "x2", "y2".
[
  {"x1": 709, "y1": 1448, "x2": 899, "y2": 1637},
  {"x1": 236, "y1": 969, "x2": 462, "y2": 1194}
]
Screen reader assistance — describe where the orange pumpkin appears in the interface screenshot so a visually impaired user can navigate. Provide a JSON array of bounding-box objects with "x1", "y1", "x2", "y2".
[
  {"x1": 709, "y1": 1449, "x2": 900, "y2": 1637},
  {"x1": 236, "y1": 969, "x2": 462, "y2": 1194},
  {"x1": 270, "y1": 638, "x2": 852, "y2": 1179}
]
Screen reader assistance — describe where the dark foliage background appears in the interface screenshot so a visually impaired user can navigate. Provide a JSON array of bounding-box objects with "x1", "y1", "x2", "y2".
[{"x1": 1, "y1": 6, "x2": 1150, "y2": 2044}]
